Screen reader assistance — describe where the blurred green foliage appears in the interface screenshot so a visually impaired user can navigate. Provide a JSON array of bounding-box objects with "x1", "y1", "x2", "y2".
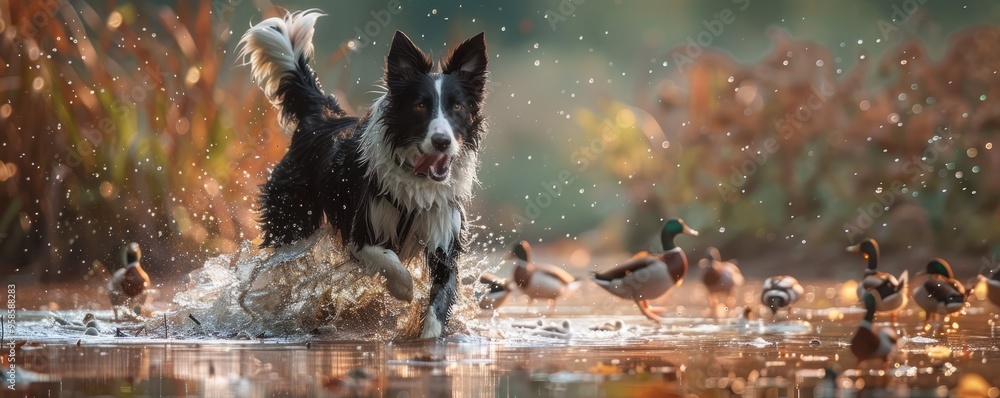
[{"x1": 1, "y1": 1, "x2": 998, "y2": 281}]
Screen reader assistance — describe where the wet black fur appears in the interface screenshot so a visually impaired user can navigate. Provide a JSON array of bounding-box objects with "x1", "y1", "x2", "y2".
[{"x1": 255, "y1": 30, "x2": 487, "y2": 334}]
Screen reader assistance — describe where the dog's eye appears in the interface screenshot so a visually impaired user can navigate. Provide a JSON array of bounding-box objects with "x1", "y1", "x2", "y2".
[
  {"x1": 415, "y1": 103, "x2": 426, "y2": 112},
  {"x1": 452, "y1": 103, "x2": 463, "y2": 112}
]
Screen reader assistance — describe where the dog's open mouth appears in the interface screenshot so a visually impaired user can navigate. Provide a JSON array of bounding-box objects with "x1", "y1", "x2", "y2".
[{"x1": 412, "y1": 153, "x2": 451, "y2": 182}]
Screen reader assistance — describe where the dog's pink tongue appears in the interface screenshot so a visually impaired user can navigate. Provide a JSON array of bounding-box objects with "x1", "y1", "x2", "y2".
[
  {"x1": 413, "y1": 153, "x2": 443, "y2": 177},
  {"x1": 431, "y1": 155, "x2": 450, "y2": 179}
]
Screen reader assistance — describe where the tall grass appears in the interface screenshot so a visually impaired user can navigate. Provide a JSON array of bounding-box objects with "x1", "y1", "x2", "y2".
[{"x1": 0, "y1": 1, "x2": 299, "y2": 280}]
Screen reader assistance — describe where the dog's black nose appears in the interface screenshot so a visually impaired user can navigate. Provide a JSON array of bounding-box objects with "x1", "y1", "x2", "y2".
[{"x1": 431, "y1": 134, "x2": 451, "y2": 151}]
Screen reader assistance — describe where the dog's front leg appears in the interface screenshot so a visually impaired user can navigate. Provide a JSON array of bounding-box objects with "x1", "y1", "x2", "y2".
[
  {"x1": 421, "y1": 240, "x2": 459, "y2": 338},
  {"x1": 352, "y1": 244, "x2": 414, "y2": 302}
]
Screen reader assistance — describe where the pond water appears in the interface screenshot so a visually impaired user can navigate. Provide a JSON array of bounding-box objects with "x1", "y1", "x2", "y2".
[{"x1": 6, "y1": 279, "x2": 1000, "y2": 397}]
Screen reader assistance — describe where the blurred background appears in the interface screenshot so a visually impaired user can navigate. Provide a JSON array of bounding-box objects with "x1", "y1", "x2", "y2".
[{"x1": 2, "y1": 0, "x2": 1000, "y2": 285}]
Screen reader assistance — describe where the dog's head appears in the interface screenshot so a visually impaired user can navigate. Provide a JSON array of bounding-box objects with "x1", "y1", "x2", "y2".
[{"x1": 380, "y1": 31, "x2": 488, "y2": 183}]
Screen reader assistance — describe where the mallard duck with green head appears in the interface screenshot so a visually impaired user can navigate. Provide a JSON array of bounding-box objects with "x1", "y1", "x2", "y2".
[
  {"x1": 913, "y1": 258, "x2": 969, "y2": 325},
  {"x1": 592, "y1": 218, "x2": 698, "y2": 322},
  {"x1": 699, "y1": 247, "x2": 744, "y2": 318},
  {"x1": 511, "y1": 241, "x2": 577, "y2": 307},
  {"x1": 850, "y1": 290, "x2": 897, "y2": 368},
  {"x1": 761, "y1": 275, "x2": 804, "y2": 316},
  {"x1": 847, "y1": 238, "x2": 908, "y2": 320},
  {"x1": 108, "y1": 242, "x2": 150, "y2": 320}
]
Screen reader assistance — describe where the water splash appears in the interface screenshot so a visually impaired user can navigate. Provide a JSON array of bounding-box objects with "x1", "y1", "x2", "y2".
[{"x1": 164, "y1": 227, "x2": 494, "y2": 340}]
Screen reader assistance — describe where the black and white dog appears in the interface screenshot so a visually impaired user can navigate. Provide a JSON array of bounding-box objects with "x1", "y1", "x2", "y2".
[{"x1": 239, "y1": 10, "x2": 487, "y2": 338}]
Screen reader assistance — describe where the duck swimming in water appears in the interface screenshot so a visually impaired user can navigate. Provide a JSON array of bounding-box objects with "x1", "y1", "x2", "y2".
[
  {"x1": 592, "y1": 219, "x2": 698, "y2": 322},
  {"x1": 761, "y1": 275, "x2": 804, "y2": 316},
  {"x1": 108, "y1": 242, "x2": 150, "y2": 320},
  {"x1": 913, "y1": 258, "x2": 969, "y2": 326},
  {"x1": 850, "y1": 290, "x2": 897, "y2": 368},
  {"x1": 477, "y1": 272, "x2": 514, "y2": 310},
  {"x1": 983, "y1": 268, "x2": 1000, "y2": 308},
  {"x1": 510, "y1": 241, "x2": 576, "y2": 308},
  {"x1": 847, "y1": 238, "x2": 908, "y2": 321},
  {"x1": 699, "y1": 247, "x2": 744, "y2": 318}
]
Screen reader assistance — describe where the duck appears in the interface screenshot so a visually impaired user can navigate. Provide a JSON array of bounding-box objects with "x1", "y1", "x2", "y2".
[
  {"x1": 477, "y1": 272, "x2": 514, "y2": 310},
  {"x1": 982, "y1": 266, "x2": 1000, "y2": 308},
  {"x1": 850, "y1": 291, "x2": 897, "y2": 368},
  {"x1": 912, "y1": 258, "x2": 968, "y2": 326},
  {"x1": 589, "y1": 320, "x2": 625, "y2": 332},
  {"x1": 814, "y1": 367, "x2": 840, "y2": 397},
  {"x1": 736, "y1": 306, "x2": 755, "y2": 334},
  {"x1": 739, "y1": 306, "x2": 753, "y2": 322},
  {"x1": 699, "y1": 247, "x2": 744, "y2": 318},
  {"x1": 760, "y1": 275, "x2": 804, "y2": 316},
  {"x1": 847, "y1": 238, "x2": 908, "y2": 319},
  {"x1": 592, "y1": 218, "x2": 698, "y2": 322},
  {"x1": 108, "y1": 242, "x2": 150, "y2": 320},
  {"x1": 510, "y1": 241, "x2": 576, "y2": 307},
  {"x1": 981, "y1": 271, "x2": 1000, "y2": 306}
]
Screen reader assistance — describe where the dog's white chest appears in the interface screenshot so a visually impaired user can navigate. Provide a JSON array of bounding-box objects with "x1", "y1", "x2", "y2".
[{"x1": 368, "y1": 198, "x2": 460, "y2": 260}]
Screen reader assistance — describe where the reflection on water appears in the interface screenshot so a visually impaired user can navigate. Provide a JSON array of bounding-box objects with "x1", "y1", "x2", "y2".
[{"x1": 6, "y1": 280, "x2": 1000, "y2": 397}]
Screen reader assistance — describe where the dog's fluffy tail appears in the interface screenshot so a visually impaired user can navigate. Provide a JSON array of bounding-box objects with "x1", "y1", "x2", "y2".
[
  {"x1": 238, "y1": 9, "x2": 331, "y2": 132},
  {"x1": 239, "y1": 10, "x2": 354, "y2": 247}
]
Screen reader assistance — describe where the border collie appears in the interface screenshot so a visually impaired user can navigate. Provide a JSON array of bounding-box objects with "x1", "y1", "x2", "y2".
[{"x1": 238, "y1": 10, "x2": 488, "y2": 338}]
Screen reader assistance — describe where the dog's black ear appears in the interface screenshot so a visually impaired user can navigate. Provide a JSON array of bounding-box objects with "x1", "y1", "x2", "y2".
[
  {"x1": 386, "y1": 31, "x2": 432, "y2": 91},
  {"x1": 443, "y1": 32, "x2": 488, "y2": 96}
]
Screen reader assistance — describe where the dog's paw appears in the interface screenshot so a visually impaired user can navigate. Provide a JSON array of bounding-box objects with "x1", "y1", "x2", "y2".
[
  {"x1": 386, "y1": 271, "x2": 414, "y2": 302},
  {"x1": 353, "y1": 245, "x2": 413, "y2": 301},
  {"x1": 420, "y1": 310, "x2": 443, "y2": 338}
]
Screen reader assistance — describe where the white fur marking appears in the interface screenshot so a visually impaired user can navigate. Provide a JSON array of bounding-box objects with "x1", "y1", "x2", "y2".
[
  {"x1": 398, "y1": 205, "x2": 462, "y2": 260},
  {"x1": 423, "y1": 77, "x2": 458, "y2": 156},
  {"x1": 420, "y1": 310, "x2": 443, "y2": 338},
  {"x1": 369, "y1": 197, "x2": 401, "y2": 246}
]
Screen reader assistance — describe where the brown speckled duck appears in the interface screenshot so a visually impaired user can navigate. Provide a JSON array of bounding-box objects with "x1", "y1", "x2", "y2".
[
  {"x1": 108, "y1": 242, "x2": 150, "y2": 320},
  {"x1": 700, "y1": 247, "x2": 744, "y2": 318},
  {"x1": 511, "y1": 241, "x2": 576, "y2": 306},
  {"x1": 592, "y1": 219, "x2": 698, "y2": 322}
]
